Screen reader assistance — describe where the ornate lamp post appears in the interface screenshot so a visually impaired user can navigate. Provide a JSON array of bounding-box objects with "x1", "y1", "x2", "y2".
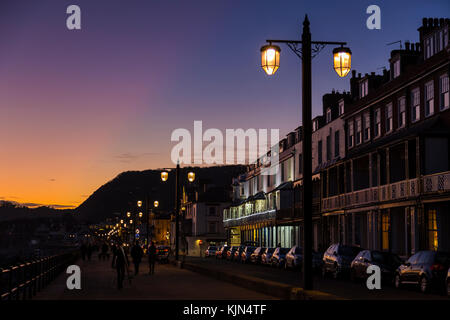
[
  {"x1": 260, "y1": 15, "x2": 351, "y2": 290},
  {"x1": 161, "y1": 163, "x2": 196, "y2": 261}
]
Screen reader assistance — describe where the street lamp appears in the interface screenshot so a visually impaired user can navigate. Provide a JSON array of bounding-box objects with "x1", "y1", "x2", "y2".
[
  {"x1": 333, "y1": 46, "x2": 352, "y2": 77},
  {"x1": 161, "y1": 165, "x2": 196, "y2": 261},
  {"x1": 138, "y1": 212, "x2": 143, "y2": 218},
  {"x1": 137, "y1": 200, "x2": 143, "y2": 207},
  {"x1": 126, "y1": 212, "x2": 131, "y2": 218},
  {"x1": 154, "y1": 200, "x2": 159, "y2": 208},
  {"x1": 260, "y1": 15, "x2": 351, "y2": 290},
  {"x1": 261, "y1": 44, "x2": 281, "y2": 75}
]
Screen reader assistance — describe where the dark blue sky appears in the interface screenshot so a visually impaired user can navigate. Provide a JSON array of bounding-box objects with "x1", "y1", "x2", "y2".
[{"x1": 0, "y1": 0, "x2": 448, "y2": 206}]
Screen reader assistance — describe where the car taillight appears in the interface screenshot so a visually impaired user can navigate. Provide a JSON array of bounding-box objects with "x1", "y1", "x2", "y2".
[{"x1": 430, "y1": 263, "x2": 444, "y2": 271}]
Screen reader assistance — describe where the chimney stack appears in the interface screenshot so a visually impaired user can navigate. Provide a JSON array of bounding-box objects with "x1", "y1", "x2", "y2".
[
  {"x1": 415, "y1": 42, "x2": 420, "y2": 51},
  {"x1": 423, "y1": 17, "x2": 427, "y2": 28},
  {"x1": 428, "y1": 17, "x2": 433, "y2": 27},
  {"x1": 405, "y1": 41, "x2": 410, "y2": 51}
]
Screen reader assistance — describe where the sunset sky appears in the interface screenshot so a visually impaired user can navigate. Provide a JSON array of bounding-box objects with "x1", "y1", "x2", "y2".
[{"x1": 0, "y1": 0, "x2": 448, "y2": 208}]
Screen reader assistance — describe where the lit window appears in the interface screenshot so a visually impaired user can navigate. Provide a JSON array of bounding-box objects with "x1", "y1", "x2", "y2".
[
  {"x1": 385, "y1": 103, "x2": 393, "y2": 133},
  {"x1": 411, "y1": 88, "x2": 420, "y2": 122},
  {"x1": 363, "y1": 112, "x2": 370, "y2": 141},
  {"x1": 398, "y1": 96, "x2": 406, "y2": 128},
  {"x1": 428, "y1": 210, "x2": 438, "y2": 251},
  {"x1": 439, "y1": 74, "x2": 449, "y2": 111},
  {"x1": 355, "y1": 117, "x2": 362, "y2": 145},
  {"x1": 425, "y1": 81, "x2": 434, "y2": 117},
  {"x1": 374, "y1": 108, "x2": 381, "y2": 138},
  {"x1": 382, "y1": 213, "x2": 390, "y2": 251},
  {"x1": 393, "y1": 60, "x2": 400, "y2": 78}
]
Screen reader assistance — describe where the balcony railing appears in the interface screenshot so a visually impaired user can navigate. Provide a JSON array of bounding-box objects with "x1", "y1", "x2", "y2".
[{"x1": 321, "y1": 173, "x2": 443, "y2": 211}]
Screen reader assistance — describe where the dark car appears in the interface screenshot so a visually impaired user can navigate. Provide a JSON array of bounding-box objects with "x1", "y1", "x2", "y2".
[
  {"x1": 156, "y1": 245, "x2": 170, "y2": 263},
  {"x1": 270, "y1": 247, "x2": 289, "y2": 268},
  {"x1": 350, "y1": 250, "x2": 402, "y2": 283},
  {"x1": 204, "y1": 246, "x2": 216, "y2": 258},
  {"x1": 322, "y1": 243, "x2": 363, "y2": 279},
  {"x1": 215, "y1": 245, "x2": 229, "y2": 259},
  {"x1": 261, "y1": 247, "x2": 275, "y2": 265},
  {"x1": 250, "y1": 247, "x2": 266, "y2": 264},
  {"x1": 285, "y1": 246, "x2": 303, "y2": 269},
  {"x1": 241, "y1": 246, "x2": 256, "y2": 263},
  {"x1": 394, "y1": 250, "x2": 450, "y2": 293},
  {"x1": 233, "y1": 246, "x2": 245, "y2": 262},
  {"x1": 226, "y1": 246, "x2": 238, "y2": 260},
  {"x1": 446, "y1": 267, "x2": 450, "y2": 296}
]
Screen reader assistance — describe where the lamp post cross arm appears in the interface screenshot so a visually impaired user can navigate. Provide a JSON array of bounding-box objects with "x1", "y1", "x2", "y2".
[{"x1": 266, "y1": 39, "x2": 347, "y2": 60}]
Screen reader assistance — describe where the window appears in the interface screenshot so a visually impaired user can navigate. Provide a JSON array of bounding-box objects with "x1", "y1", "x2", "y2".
[
  {"x1": 318, "y1": 140, "x2": 323, "y2": 164},
  {"x1": 398, "y1": 96, "x2": 406, "y2": 128},
  {"x1": 359, "y1": 80, "x2": 368, "y2": 98},
  {"x1": 439, "y1": 74, "x2": 449, "y2": 110},
  {"x1": 363, "y1": 112, "x2": 370, "y2": 141},
  {"x1": 326, "y1": 108, "x2": 332, "y2": 123},
  {"x1": 208, "y1": 207, "x2": 217, "y2": 216},
  {"x1": 348, "y1": 121, "x2": 354, "y2": 148},
  {"x1": 393, "y1": 60, "x2": 400, "y2": 78},
  {"x1": 428, "y1": 210, "x2": 438, "y2": 251},
  {"x1": 339, "y1": 100, "x2": 344, "y2": 115},
  {"x1": 208, "y1": 222, "x2": 217, "y2": 234},
  {"x1": 382, "y1": 212, "x2": 390, "y2": 251},
  {"x1": 425, "y1": 81, "x2": 434, "y2": 117},
  {"x1": 374, "y1": 108, "x2": 381, "y2": 137},
  {"x1": 411, "y1": 88, "x2": 420, "y2": 122},
  {"x1": 326, "y1": 133, "x2": 331, "y2": 161},
  {"x1": 298, "y1": 154, "x2": 303, "y2": 174},
  {"x1": 355, "y1": 117, "x2": 362, "y2": 145},
  {"x1": 312, "y1": 120, "x2": 318, "y2": 132},
  {"x1": 334, "y1": 130, "x2": 340, "y2": 158},
  {"x1": 385, "y1": 103, "x2": 393, "y2": 133},
  {"x1": 425, "y1": 35, "x2": 433, "y2": 59}
]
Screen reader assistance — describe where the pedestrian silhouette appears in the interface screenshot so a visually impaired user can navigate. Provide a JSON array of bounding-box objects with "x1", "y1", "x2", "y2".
[
  {"x1": 112, "y1": 243, "x2": 129, "y2": 290},
  {"x1": 101, "y1": 242, "x2": 109, "y2": 260},
  {"x1": 147, "y1": 241, "x2": 157, "y2": 275},
  {"x1": 131, "y1": 241, "x2": 143, "y2": 275}
]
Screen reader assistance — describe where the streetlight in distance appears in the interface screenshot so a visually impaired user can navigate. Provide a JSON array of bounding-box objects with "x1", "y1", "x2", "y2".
[
  {"x1": 260, "y1": 15, "x2": 351, "y2": 290},
  {"x1": 154, "y1": 200, "x2": 159, "y2": 208},
  {"x1": 160, "y1": 164, "x2": 196, "y2": 261}
]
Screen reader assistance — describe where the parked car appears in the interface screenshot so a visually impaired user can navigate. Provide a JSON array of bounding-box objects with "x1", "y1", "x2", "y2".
[
  {"x1": 394, "y1": 250, "x2": 450, "y2": 293},
  {"x1": 250, "y1": 247, "x2": 266, "y2": 264},
  {"x1": 322, "y1": 243, "x2": 363, "y2": 279},
  {"x1": 350, "y1": 250, "x2": 402, "y2": 283},
  {"x1": 261, "y1": 247, "x2": 275, "y2": 265},
  {"x1": 241, "y1": 246, "x2": 256, "y2": 263},
  {"x1": 215, "y1": 245, "x2": 229, "y2": 259},
  {"x1": 446, "y1": 267, "x2": 450, "y2": 296},
  {"x1": 233, "y1": 246, "x2": 245, "y2": 262},
  {"x1": 226, "y1": 246, "x2": 238, "y2": 260},
  {"x1": 285, "y1": 246, "x2": 303, "y2": 269},
  {"x1": 270, "y1": 247, "x2": 289, "y2": 268},
  {"x1": 204, "y1": 246, "x2": 217, "y2": 258},
  {"x1": 156, "y1": 245, "x2": 170, "y2": 263}
]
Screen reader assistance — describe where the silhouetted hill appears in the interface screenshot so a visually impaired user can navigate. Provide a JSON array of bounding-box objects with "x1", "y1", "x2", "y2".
[
  {"x1": 75, "y1": 165, "x2": 246, "y2": 223},
  {"x1": 0, "y1": 201, "x2": 73, "y2": 222}
]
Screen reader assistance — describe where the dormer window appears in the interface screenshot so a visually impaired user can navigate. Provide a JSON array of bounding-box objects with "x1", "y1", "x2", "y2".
[
  {"x1": 393, "y1": 60, "x2": 400, "y2": 78},
  {"x1": 359, "y1": 79, "x2": 368, "y2": 98},
  {"x1": 339, "y1": 100, "x2": 344, "y2": 115},
  {"x1": 312, "y1": 120, "x2": 318, "y2": 132},
  {"x1": 326, "y1": 108, "x2": 332, "y2": 123}
]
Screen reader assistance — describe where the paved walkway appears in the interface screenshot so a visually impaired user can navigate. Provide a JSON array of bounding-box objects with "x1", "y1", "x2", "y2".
[{"x1": 34, "y1": 255, "x2": 276, "y2": 300}]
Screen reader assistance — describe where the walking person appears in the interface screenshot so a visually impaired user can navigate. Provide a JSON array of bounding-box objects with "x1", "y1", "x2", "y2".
[
  {"x1": 112, "y1": 243, "x2": 129, "y2": 290},
  {"x1": 131, "y1": 241, "x2": 143, "y2": 276},
  {"x1": 147, "y1": 241, "x2": 157, "y2": 275}
]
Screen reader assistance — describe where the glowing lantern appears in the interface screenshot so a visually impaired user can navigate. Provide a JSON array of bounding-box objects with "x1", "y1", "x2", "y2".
[
  {"x1": 333, "y1": 46, "x2": 352, "y2": 77},
  {"x1": 154, "y1": 200, "x2": 159, "y2": 208},
  {"x1": 161, "y1": 171, "x2": 169, "y2": 182},
  {"x1": 261, "y1": 44, "x2": 281, "y2": 75},
  {"x1": 188, "y1": 172, "x2": 195, "y2": 183}
]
